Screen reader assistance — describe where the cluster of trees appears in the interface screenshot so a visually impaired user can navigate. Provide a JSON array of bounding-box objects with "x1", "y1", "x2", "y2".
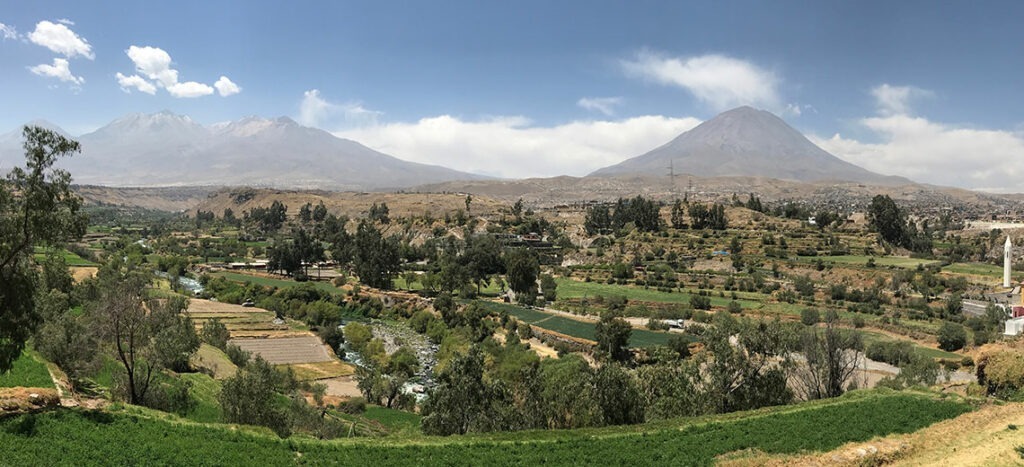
[
  {"x1": 244, "y1": 200, "x2": 288, "y2": 233},
  {"x1": 421, "y1": 310, "x2": 865, "y2": 435},
  {"x1": 867, "y1": 195, "x2": 932, "y2": 253},
  {"x1": 686, "y1": 202, "x2": 728, "y2": 230},
  {"x1": 584, "y1": 196, "x2": 661, "y2": 234}
]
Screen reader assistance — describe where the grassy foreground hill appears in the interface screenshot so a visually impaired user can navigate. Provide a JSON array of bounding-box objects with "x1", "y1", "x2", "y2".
[{"x1": 0, "y1": 390, "x2": 970, "y2": 465}]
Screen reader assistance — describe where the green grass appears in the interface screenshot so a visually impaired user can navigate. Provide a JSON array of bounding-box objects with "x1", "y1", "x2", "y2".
[
  {"x1": 477, "y1": 301, "x2": 690, "y2": 348},
  {"x1": 811, "y1": 255, "x2": 940, "y2": 269},
  {"x1": 943, "y1": 262, "x2": 1022, "y2": 280},
  {"x1": 0, "y1": 390, "x2": 971, "y2": 465},
  {"x1": 0, "y1": 350, "x2": 53, "y2": 389},
  {"x1": 179, "y1": 372, "x2": 223, "y2": 423},
  {"x1": 555, "y1": 278, "x2": 762, "y2": 310},
  {"x1": 211, "y1": 271, "x2": 343, "y2": 295},
  {"x1": 32, "y1": 246, "x2": 96, "y2": 266},
  {"x1": 362, "y1": 406, "x2": 422, "y2": 436}
]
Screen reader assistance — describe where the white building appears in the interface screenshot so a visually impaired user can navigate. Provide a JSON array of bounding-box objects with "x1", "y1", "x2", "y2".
[{"x1": 1005, "y1": 316, "x2": 1024, "y2": 336}]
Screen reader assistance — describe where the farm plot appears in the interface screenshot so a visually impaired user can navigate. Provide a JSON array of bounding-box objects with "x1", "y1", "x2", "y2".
[
  {"x1": 185, "y1": 299, "x2": 307, "y2": 338},
  {"x1": 228, "y1": 336, "x2": 332, "y2": 365}
]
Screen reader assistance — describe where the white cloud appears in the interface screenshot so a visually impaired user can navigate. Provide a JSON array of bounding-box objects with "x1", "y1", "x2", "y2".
[
  {"x1": 335, "y1": 114, "x2": 701, "y2": 179},
  {"x1": 621, "y1": 51, "x2": 779, "y2": 111},
  {"x1": 56, "y1": 18, "x2": 74, "y2": 26},
  {"x1": 28, "y1": 20, "x2": 93, "y2": 59},
  {"x1": 115, "y1": 72, "x2": 157, "y2": 94},
  {"x1": 813, "y1": 84, "x2": 1024, "y2": 192},
  {"x1": 577, "y1": 97, "x2": 623, "y2": 116},
  {"x1": 118, "y1": 45, "x2": 233, "y2": 98},
  {"x1": 0, "y1": 22, "x2": 18, "y2": 40},
  {"x1": 214, "y1": 76, "x2": 241, "y2": 96},
  {"x1": 29, "y1": 58, "x2": 83, "y2": 85},
  {"x1": 299, "y1": 89, "x2": 382, "y2": 128},
  {"x1": 167, "y1": 81, "x2": 214, "y2": 98},
  {"x1": 870, "y1": 84, "x2": 933, "y2": 115},
  {"x1": 125, "y1": 45, "x2": 178, "y2": 87}
]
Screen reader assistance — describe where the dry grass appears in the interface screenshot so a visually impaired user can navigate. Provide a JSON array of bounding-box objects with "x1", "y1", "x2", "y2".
[
  {"x1": 191, "y1": 344, "x2": 238, "y2": 379},
  {"x1": 720, "y1": 401, "x2": 1024, "y2": 467},
  {"x1": 284, "y1": 360, "x2": 355, "y2": 381}
]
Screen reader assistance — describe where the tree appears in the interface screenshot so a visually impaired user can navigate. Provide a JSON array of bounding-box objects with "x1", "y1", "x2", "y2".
[
  {"x1": 312, "y1": 201, "x2": 328, "y2": 223},
  {"x1": 698, "y1": 315, "x2": 793, "y2": 414},
  {"x1": 670, "y1": 199, "x2": 686, "y2": 229},
  {"x1": 594, "y1": 363, "x2": 644, "y2": 425},
  {"x1": 201, "y1": 318, "x2": 230, "y2": 350},
  {"x1": 422, "y1": 347, "x2": 501, "y2": 435},
  {"x1": 540, "y1": 274, "x2": 557, "y2": 302},
  {"x1": 505, "y1": 248, "x2": 539, "y2": 304},
  {"x1": 0, "y1": 126, "x2": 87, "y2": 372},
  {"x1": 595, "y1": 311, "x2": 632, "y2": 362},
  {"x1": 92, "y1": 279, "x2": 155, "y2": 405},
  {"x1": 584, "y1": 204, "x2": 612, "y2": 235},
  {"x1": 867, "y1": 194, "x2": 908, "y2": 247},
  {"x1": 220, "y1": 356, "x2": 292, "y2": 437},
  {"x1": 792, "y1": 320, "x2": 863, "y2": 400},
  {"x1": 938, "y1": 322, "x2": 967, "y2": 351},
  {"x1": 464, "y1": 194, "x2": 472, "y2": 213},
  {"x1": 148, "y1": 296, "x2": 200, "y2": 373},
  {"x1": 33, "y1": 291, "x2": 97, "y2": 386},
  {"x1": 352, "y1": 221, "x2": 400, "y2": 289},
  {"x1": 299, "y1": 202, "x2": 313, "y2": 223}
]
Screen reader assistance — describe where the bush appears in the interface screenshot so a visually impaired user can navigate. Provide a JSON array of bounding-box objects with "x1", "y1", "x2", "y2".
[
  {"x1": 800, "y1": 308, "x2": 820, "y2": 326},
  {"x1": 226, "y1": 344, "x2": 252, "y2": 367},
  {"x1": 938, "y1": 322, "x2": 967, "y2": 352},
  {"x1": 337, "y1": 396, "x2": 367, "y2": 414},
  {"x1": 201, "y1": 318, "x2": 230, "y2": 351},
  {"x1": 852, "y1": 316, "x2": 866, "y2": 328}
]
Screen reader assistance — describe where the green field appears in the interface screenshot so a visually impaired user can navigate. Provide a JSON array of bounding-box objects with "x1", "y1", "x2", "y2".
[
  {"x1": 32, "y1": 247, "x2": 96, "y2": 266},
  {"x1": 812, "y1": 255, "x2": 940, "y2": 269},
  {"x1": 477, "y1": 301, "x2": 689, "y2": 348},
  {"x1": 211, "y1": 271, "x2": 343, "y2": 295},
  {"x1": 942, "y1": 262, "x2": 1018, "y2": 280},
  {"x1": 555, "y1": 278, "x2": 762, "y2": 309},
  {"x1": 0, "y1": 390, "x2": 971, "y2": 465},
  {"x1": 0, "y1": 350, "x2": 53, "y2": 389}
]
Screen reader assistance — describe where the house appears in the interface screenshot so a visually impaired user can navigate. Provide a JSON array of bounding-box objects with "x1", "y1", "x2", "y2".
[{"x1": 1005, "y1": 316, "x2": 1024, "y2": 336}]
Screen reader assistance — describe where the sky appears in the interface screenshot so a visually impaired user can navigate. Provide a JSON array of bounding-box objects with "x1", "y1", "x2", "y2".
[{"x1": 3, "y1": 1, "x2": 1024, "y2": 190}]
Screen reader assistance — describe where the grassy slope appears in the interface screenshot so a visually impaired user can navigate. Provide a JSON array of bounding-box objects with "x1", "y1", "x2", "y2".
[
  {"x1": 0, "y1": 350, "x2": 54, "y2": 389},
  {"x1": 0, "y1": 391, "x2": 971, "y2": 465}
]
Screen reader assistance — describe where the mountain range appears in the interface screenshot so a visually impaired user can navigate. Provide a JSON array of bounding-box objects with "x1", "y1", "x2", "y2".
[
  {"x1": 0, "y1": 111, "x2": 485, "y2": 190},
  {"x1": 590, "y1": 106, "x2": 906, "y2": 185},
  {"x1": 1, "y1": 106, "x2": 906, "y2": 191}
]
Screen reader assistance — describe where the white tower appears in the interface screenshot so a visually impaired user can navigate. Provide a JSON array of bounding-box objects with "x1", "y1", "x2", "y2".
[{"x1": 1005, "y1": 236, "x2": 1013, "y2": 288}]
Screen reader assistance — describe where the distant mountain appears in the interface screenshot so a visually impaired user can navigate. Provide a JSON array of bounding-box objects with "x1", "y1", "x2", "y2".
[
  {"x1": 589, "y1": 106, "x2": 906, "y2": 184},
  {"x1": 0, "y1": 111, "x2": 486, "y2": 190}
]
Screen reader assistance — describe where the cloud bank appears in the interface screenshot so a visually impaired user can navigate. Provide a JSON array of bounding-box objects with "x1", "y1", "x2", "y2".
[
  {"x1": 335, "y1": 114, "x2": 700, "y2": 179},
  {"x1": 816, "y1": 84, "x2": 1024, "y2": 192}
]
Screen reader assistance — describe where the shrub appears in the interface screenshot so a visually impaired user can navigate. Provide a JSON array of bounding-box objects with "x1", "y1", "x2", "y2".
[
  {"x1": 800, "y1": 308, "x2": 820, "y2": 326},
  {"x1": 226, "y1": 344, "x2": 251, "y2": 367},
  {"x1": 337, "y1": 396, "x2": 367, "y2": 414},
  {"x1": 201, "y1": 318, "x2": 230, "y2": 350},
  {"x1": 938, "y1": 322, "x2": 967, "y2": 351}
]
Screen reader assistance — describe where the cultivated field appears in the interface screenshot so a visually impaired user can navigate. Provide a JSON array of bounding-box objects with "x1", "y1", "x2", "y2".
[{"x1": 228, "y1": 336, "x2": 332, "y2": 365}]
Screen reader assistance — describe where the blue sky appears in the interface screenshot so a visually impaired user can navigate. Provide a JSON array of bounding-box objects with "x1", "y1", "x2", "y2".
[{"x1": 3, "y1": 1, "x2": 1024, "y2": 189}]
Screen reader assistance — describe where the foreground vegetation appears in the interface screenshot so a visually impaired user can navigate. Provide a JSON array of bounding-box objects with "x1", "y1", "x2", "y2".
[{"x1": 0, "y1": 390, "x2": 971, "y2": 465}]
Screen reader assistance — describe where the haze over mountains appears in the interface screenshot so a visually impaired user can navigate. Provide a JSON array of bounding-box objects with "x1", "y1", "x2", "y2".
[
  {"x1": 0, "y1": 106, "x2": 908, "y2": 192},
  {"x1": 0, "y1": 111, "x2": 486, "y2": 190},
  {"x1": 590, "y1": 106, "x2": 907, "y2": 185}
]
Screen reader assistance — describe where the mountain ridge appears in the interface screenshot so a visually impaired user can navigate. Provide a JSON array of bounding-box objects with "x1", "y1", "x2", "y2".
[{"x1": 0, "y1": 111, "x2": 487, "y2": 190}]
